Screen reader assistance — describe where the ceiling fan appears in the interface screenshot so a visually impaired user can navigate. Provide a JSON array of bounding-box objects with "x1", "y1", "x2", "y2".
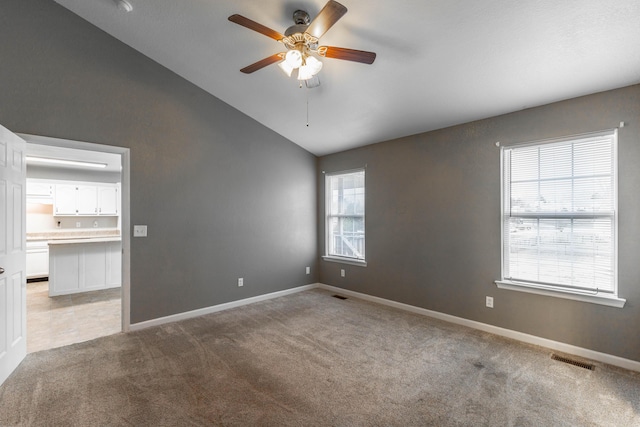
[{"x1": 228, "y1": 1, "x2": 376, "y2": 87}]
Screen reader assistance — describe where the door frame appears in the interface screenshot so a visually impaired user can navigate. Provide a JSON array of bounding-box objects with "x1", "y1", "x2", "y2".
[{"x1": 19, "y1": 134, "x2": 131, "y2": 331}]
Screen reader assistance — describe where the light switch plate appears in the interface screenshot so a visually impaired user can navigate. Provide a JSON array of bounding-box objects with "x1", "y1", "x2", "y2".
[{"x1": 133, "y1": 225, "x2": 148, "y2": 237}]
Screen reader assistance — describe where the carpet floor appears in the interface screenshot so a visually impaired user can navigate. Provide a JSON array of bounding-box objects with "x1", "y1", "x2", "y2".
[{"x1": 1, "y1": 288, "x2": 638, "y2": 426}]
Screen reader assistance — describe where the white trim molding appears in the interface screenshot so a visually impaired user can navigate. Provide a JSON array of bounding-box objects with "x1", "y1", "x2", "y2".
[
  {"x1": 317, "y1": 283, "x2": 640, "y2": 373},
  {"x1": 495, "y1": 280, "x2": 626, "y2": 308},
  {"x1": 130, "y1": 284, "x2": 317, "y2": 331},
  {"x1": 322, "y1": 256, "x2": 367, "y2": 267},
  {"x1": 129, "y1": 281, "x2": 639, "y2": 372}
]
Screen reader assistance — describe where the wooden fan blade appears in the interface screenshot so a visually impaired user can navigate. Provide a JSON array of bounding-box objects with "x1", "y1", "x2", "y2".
[
  {"x1": 228, "y1": 14, "x2": 285, "y2": 41},
  {"x1": 306, "y1": 1, "x2": 348, "y2": 39},
  {"x1": 318, "y1": 46, "x2": 376, "y2": 64},
  {"x1": 240, "y1": 53, "x2": 285, "y2": 74}
]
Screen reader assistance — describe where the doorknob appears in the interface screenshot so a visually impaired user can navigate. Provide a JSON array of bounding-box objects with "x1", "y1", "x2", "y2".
[{"x1": 0, "y1": 267, "x2": 4, "y2": 275}]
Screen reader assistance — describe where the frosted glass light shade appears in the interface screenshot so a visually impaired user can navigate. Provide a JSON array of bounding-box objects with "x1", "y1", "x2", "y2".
[
  {"x1": 297, "y1": 56, "x2": 323, "y2": 81},
  {"x1": 284, "y1": 50, "x2": 303, "y2": 68},
  {"x1": 278, "y1": 60, "x2": 294, "y2": 77}
]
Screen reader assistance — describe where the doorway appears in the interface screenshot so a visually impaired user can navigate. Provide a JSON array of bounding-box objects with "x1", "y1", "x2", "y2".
[{"x1": 20, "y1": 133, "x2": 130, "y2": 352}]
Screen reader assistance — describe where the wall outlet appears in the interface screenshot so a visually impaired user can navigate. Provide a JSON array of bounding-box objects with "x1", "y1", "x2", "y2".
[
  {"x1": 306, "y1": 266, "x2": 310, "y2": 275},
  {"x1": 340, "y1": 269, "x2": 345, "y2": 278},
  {"x1": 238, "y1": 278, "x2": 243, "y2": 287},
  {"x1": 75, "y1": 221, "x2": 81, "y2": 228},
  {"x1": 486, "y1": 296, "x2": 494, "y2": 308}
]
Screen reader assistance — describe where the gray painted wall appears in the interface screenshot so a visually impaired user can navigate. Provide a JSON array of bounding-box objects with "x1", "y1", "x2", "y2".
[
  {"x1": 318, "y1": 85, "x2": 640, "y2": 362},
  {"x1": 2, "y1": 0, "x2": 637, "y2": 363},
  {"x1": 0, "y1": 0, "x2": 318, "y2": 323}
]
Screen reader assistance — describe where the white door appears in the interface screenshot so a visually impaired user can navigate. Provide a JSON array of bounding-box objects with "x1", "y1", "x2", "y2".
[{"x1": 0, "y1": 124, "x2": 27, "y2": 386}]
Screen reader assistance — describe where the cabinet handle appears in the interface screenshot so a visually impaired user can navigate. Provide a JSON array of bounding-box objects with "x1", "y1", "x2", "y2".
[{"x1": 0, "y1": 267, "x2": 4, "y2": 275}]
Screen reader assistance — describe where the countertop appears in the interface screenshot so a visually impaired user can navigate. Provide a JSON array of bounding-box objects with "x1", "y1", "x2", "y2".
[
  {"x1": 48, "y1": 236, "x2": 122, "y2": 245},
  {"x1": 27, "y1": 229, "x2": 121, "y2": 243}
]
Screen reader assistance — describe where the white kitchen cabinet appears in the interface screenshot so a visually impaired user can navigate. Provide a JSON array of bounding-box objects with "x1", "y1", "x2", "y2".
[
  {"x1": 54, "y1": 184, "x2": 78, "y2": 215},
  {"x1": 106, "y1": 241, "x2": 122, "y2": 287},
  {"x1": 49, "y1": 239, "x2": 122, "y2": 296},
  {"x1": 54, "y1": 182, "x2": 118, "y2": 216},
  {"x1": 49, "y1": 244, "x2": 81, "y2": 294},
  {"x1": 97, "y1": 185, "x2": 118, "y2": 215},
  {"x1": 26, "y1": 241, "x2": 49, "y2": 279},
  {"x1": 77, "y1": 185, "x2": 98, "y2": 214},
  {"x1": 26, "y1": 180, "x2": 52, "y2": 198}
]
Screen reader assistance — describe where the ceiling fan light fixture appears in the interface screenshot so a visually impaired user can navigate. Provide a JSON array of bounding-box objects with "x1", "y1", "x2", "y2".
[
  {"x1": 297, "y1": 65, "x2": 312, "y2": 81},
  {"x1": 278, "y1": 60, "x2": 295, "y2": 77},
  {"x1": 229, "y1": 1, "x2": 376, "y2": 84},
  {"x1": 284, "y1": 50, "x2": 303, "y2": 68},
  {"x1": 306, "y1": 55, "x2": 323, "y2": 73},
  {"x1": 305, "y1": 75, "x2": 321, "y2": 88},
  {"x1": 297, "y1": 56, "x2": 323, "y2": 81}
]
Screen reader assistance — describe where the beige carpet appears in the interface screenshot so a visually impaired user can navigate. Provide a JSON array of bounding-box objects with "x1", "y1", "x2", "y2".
[{"x1": 1, "y1": 288, "x2": 638, "y2": 426}]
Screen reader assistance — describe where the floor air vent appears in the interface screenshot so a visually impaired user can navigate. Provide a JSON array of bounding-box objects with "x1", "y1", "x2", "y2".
[
  {"x1": 332, "y1": 295, "x2": 348, "y2": 300},
  {"x1": 551, "y1": 354, "x2": 595, "y2": 371}
]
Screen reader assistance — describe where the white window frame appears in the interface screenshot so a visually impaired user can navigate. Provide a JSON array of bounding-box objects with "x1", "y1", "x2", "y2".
[
  {"x1": 323, "y1": 168, "x2": 367, "y2": 266},
  {"x1": 495, "y1": 129, "x2": 625, "y2": 308}
]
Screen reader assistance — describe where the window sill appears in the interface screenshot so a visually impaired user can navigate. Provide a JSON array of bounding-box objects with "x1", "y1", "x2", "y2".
[
  {"x1": 495, "y1": 280, "x2": 625, "y2": 308},
  {"x1": 322, "y1": 256, "x2": 367, "y2": 267}
]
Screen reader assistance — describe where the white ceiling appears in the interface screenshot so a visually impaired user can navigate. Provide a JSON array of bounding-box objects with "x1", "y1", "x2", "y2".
[{"x1": 53, "y1": 0, "x2": 640, "y2": 156}]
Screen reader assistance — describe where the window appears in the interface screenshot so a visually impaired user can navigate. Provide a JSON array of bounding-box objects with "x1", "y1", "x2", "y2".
[
  {"x1": 497, "y1": 129, "x2": 624, "y2": 307},
  {"x1": 324, "y1": 169, "x2": 365, "y2": 264}
]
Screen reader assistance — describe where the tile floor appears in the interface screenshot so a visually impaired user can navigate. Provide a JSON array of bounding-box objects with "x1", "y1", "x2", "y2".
[{"x1": 27, "y1": 280, "x2": 121, "y2": 353}]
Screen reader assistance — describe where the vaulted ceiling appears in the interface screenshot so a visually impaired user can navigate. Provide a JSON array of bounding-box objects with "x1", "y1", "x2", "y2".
[{"x1": 53, "y1": 0, "x2": 640, "y2": 156}]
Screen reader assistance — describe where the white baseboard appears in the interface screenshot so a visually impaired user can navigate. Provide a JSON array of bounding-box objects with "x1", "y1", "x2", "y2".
[
  {"x1": 129, "y1": 281, "x2": 639, "y2": 372},
  {"x1": 317, "y1": 283, "x2": 640, "y2": 373},
  {"x1": 129, "y1": 284, "x2": 318, "y2": 331}
]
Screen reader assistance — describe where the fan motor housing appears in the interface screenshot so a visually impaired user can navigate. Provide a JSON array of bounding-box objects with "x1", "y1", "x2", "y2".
[
  {"x1": 292, "y1": 9, "x2": 310, "y2": 25},
  {"x1": 284, "y1": 24, "x2": 309, "y2": 37}
]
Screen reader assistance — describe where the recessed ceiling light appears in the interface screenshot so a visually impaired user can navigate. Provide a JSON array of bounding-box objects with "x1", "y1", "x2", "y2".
[
  {"x1": 26, "y1": 156, "x2": 107, "y2": 169},
  {"x1": 115, "y1": 0, "x2": 133, "y2": 13}
]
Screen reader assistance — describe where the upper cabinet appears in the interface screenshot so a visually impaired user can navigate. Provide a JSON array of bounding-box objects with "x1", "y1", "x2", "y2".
[
  {"x1": 54, "y1": 184, "x2": 78, "y2": 215},
  {"x1": 51, "y1": 181, "x2": 119, "y2": 216},
  {"x1": 27, "y1": 181, "x2": 53, "y2": 198},
  {"x1": 26, "y1": 180, "x2": 53, "y2": 203},
  {"x1": 77, "y1": 185, "x2": 99, "y2": 215},
  {"x1": 97, "y1": 185, "x2": 118, "y2": 215}
]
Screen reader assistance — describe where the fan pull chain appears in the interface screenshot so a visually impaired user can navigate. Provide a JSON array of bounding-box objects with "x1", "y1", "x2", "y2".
[
  {"x1": 298, "y1": 81, "x2": 310, "y2": 126},
  {"x1": 306, "y1": 89, "x2": 310, "y2": 127}
]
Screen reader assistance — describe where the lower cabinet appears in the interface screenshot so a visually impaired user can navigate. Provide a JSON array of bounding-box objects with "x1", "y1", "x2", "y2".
[
  {"x1": 26, "y1": 241, "x2": 49, "y2": 279},
  {"x1": 49, "y1": 240, "x2": 121, "y2": 296}
]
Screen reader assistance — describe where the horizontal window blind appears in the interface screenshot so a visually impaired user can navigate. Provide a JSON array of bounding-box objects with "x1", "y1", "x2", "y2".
[
  {"x1": 501, "y1": 130, "x2": 617, "y2": 293},
  {"x1": 326, "y1": 169, "x2": 365, "y2": 260}
]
